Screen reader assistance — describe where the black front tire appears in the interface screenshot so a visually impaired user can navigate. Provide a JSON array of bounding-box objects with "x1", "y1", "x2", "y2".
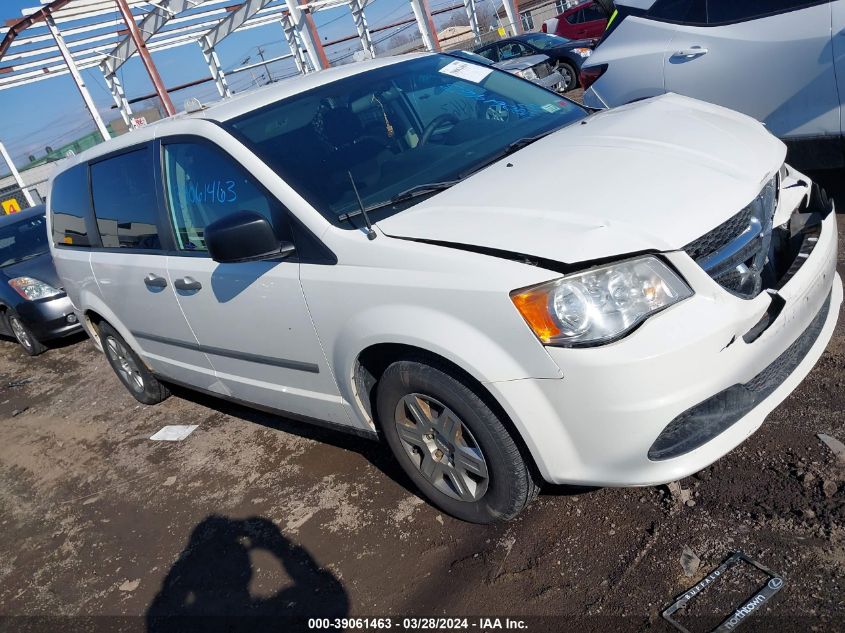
[
  {"x1": 98, "y1": 321, "x2": 170, "y2": 405},
  {"x1": 7, "y1": 313, "x2": 47, "y2": 356},
  {"x1": 376, "y1": 358, "x2": 539, "y2": 524}
]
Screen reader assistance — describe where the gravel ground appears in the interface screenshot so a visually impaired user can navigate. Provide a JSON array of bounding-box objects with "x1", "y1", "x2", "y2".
[{"x1": 0, "y1": 173, "x2": 843, "y2": 633}]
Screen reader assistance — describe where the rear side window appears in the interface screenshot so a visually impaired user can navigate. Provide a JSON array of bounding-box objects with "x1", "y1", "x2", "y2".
[
  {"x1": 162, "y1": 142, "x2": 287, "y2": 253},
  {"x1": 706, "y1": 0, "x2": 821, "y2": 23},
  {"x1": 50, "y1": 164, "x2": 93, "y2": 247},
  {"x1": 647, "y1": 0, "x2": 706, "y2": 22},
  {"x1": 91, "y1": 148, "x2": 161, "y2": 250}
]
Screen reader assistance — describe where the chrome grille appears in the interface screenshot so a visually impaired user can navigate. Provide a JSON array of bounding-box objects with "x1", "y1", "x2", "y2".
[
  {"x1": 683, "y1": 207, "x2": 753, "y2": 261},
  {"x1": 683, "y1": 175, "x2": 779, "y2": 300}
]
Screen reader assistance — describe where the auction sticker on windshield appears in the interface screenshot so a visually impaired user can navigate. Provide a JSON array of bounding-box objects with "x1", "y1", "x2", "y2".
[{"x1": 439, "y1": 59, "x2": 493, "y2": 83}]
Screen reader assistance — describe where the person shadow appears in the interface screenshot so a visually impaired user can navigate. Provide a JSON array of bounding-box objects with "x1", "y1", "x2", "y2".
[{"x1": 146, "y1": 515, "x2": 349, "y2": 633}]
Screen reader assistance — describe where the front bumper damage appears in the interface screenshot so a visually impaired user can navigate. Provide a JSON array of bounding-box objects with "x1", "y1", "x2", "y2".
[{"x1": 487, "y1": 165, "x2": 842, "y2": 486}]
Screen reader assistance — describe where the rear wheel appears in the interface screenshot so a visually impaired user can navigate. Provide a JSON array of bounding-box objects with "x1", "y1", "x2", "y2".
[
  {"x1": 8, "y1": 314, "x2": 47, "y2": 356},
  {"x1": 377, "y1": 358, "x2": 538, "y2": 523},
  {"x1": 99, "y1": 321, "x2": 170, "y2": 405}
]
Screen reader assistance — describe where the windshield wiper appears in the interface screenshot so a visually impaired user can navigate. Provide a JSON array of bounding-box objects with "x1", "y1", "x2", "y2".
[
  {"x1": 459, "y1": 132, "x2": 552, "y2": 179},
  {"x1": 390, "y1": 180, "x2": 461, "y2": 204},
  {"x1": 337, "y1": 180, "x2": 460, "y2": 223}
]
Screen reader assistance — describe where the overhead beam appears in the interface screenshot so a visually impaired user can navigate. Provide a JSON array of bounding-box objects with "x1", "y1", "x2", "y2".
[{"x1": 101, "y1": 0, "x2": 204, "y2": 77}]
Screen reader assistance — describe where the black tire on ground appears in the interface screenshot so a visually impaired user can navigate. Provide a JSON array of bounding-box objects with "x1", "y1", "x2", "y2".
[
  {"x1": 7, "y1": 313, "x2": 48, "y2": 356},
  {"x1": 557, "y1": 62, "x2": 578, "y2": 92},
  {"x1": 98, "y1": 321, "x2": 170, "y2": 405},
  {"x1": 376, "y1": 358, "x2": 539, "y2": 523}
]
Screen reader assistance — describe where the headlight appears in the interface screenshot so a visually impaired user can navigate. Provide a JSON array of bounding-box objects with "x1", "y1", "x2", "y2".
[
  {"x1": 8, "y1": 277, "x2": 62, "y2": 301},
  {"x1": 571, "y1": 48, "x2": 592, "y2": 58},
  {"x1": 511, "y1": 256, "x2": 693, "y2": 346},
  {"x1": 518, "y1": 68, "x2": 538, "y2": 80}
]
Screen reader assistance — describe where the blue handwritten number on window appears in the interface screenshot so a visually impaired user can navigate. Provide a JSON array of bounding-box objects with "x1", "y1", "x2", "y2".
[{"x1": 186, "y1": 180, "x2": 238, "y2": 204}]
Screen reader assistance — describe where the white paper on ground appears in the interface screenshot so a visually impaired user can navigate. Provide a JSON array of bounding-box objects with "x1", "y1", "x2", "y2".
[
  {"x1": 150, "y1": 425, "x2": 198, "y2": 441},
  {"x1": 438, "y1": 60, "x2": 492, "y2": 83}
]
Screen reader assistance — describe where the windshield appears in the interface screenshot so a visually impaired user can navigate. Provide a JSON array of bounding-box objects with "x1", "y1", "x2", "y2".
[
  {"x1": 0, "y1": 214, "x2": 48, "y2": 267},
  {"x1": 228, "y1": 55, "x2": 587, "y2": 226},
  {"x1": 521, "y1": 33, "x2": 571, "y2": 49}
]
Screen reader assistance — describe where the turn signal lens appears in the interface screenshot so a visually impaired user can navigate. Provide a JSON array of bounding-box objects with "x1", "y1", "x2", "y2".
[{"x1": 511, "y1": 291, "x2": 561, "y2": 343}]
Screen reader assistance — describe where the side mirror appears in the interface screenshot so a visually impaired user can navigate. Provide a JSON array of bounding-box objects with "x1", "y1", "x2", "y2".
[{"x1": 205, "y1": 210, "x2": 295, "y2": 264}]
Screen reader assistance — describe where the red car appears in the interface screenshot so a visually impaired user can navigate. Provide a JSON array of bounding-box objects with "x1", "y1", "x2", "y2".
[{"x1": 542, "y1": 1, "x2": 607, "y2": 41}]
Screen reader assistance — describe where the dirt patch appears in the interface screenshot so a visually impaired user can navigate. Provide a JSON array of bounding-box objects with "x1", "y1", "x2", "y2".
[{"x1": 0, "y1": 186, "x2": 843, "y2": 631}]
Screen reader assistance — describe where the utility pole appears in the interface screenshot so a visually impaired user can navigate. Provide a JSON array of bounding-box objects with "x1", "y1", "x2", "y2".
[
  {"x1": 113, "y1": 0, "x2": 176, "y2": 116},
  {"x1": 257, "y1": 47, "x2": 273, "y2": 84}
]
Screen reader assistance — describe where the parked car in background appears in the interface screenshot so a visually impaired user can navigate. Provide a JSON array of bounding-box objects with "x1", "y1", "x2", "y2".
[
  {"x1": 48, "y1": 54, "x2": 841, "y2": 524},
  {"x1": 0, "y1": 205, "x2": 82, "y2": 355},
  {"x1": 447, "y1": 50, "x2": 565, "y2": 92},
  {"x1": 475, "y1": 33, "x2": 595, "y2": 92},
  {"x1": 582, "y1": 0, "x2": 845, "y2": 169},
  {"x1": 542, "y1": 1, "x2": 608, "y2": 40}
]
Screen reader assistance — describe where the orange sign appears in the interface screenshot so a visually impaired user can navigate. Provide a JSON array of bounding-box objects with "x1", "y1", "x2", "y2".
[{"x1": 1, "y1": 198, "x2": 21, "y2": 214}]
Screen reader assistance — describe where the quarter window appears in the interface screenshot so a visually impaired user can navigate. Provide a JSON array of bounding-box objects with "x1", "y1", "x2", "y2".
[
  {"x1": 50, "y1": 164, "x2": 93, "y2": 247},
  {"x1": 91, "y1": 149, "x2": 161, "y2": 250},
  {"x1": 162, "y1": 142, "x2": 285, "y2": 253},
  {"x1": 706, "y1": 0, "x2": 820, "y2": 23},
  {"x1": 647, "y1": 0, "x2": 706, "y2": 23}
]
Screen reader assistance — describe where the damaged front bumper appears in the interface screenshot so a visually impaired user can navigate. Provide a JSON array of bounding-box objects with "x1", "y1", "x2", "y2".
[{"x1": 487, "y1": 166, "x2": 842, "y2": 486}]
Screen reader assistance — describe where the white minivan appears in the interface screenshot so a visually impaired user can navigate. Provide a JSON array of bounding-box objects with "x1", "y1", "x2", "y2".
[
  {"x1": 581, "y1": 0, "x2": 845, "y2": 169},
  {"x1": 48, "y1": 54, "x2": 841, "y2": 523}
]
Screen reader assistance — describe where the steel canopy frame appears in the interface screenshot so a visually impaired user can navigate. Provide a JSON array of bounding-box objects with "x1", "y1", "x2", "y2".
[{"x1": 0, "y1": 0, "x2": 482, "y2": 160}]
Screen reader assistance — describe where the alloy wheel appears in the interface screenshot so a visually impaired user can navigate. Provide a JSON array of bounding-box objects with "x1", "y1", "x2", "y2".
[
  {"x1": 106, "y1": 336, "x2": 145, "y2": 393},
  {"x1": 10, "y1": 317, "x2": 33, "y2": 352},
  {"x1": 394, "y1": 393, "x2": 489, "y2": 503}
]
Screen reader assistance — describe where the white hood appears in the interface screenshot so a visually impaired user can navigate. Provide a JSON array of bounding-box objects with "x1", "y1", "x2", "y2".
[{"x1": 377, "y1": 93, "x2": 786, "y2": 264}]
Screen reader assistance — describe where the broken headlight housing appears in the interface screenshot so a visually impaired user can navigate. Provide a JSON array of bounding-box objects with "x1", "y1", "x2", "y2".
[{"x1": 511, "y1": 256, "x2": 693, "y2": 347}]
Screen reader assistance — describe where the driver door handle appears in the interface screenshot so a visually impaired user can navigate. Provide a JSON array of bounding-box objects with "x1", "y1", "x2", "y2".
[
  {"x1": 144, "y1": 273, "x2": 168, "y2": 288},
  {"x1": 673, "y1": 47, "x2": 708, "y2": 58},
  {"x1": 173, "y1": 276, "x2": 202, "y2": 291}
]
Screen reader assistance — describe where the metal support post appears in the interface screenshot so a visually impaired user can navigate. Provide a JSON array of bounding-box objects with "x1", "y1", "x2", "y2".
[
  {"x1": 463, "y1": 0, "x2": 481, "y2": 45},
  {"x1": 500, "y1": 0, "x2": 522, "y2": 35},
  {"x1": 103, "y1": 71, "x2": 133, "y2": 127},
  {"x1": 409, "y1": 0, "x2": 440, "y2": 52},
  {"x1": 349, "y1": 0, "x2": 375, "y2": 59},
  {"x1": 44, "y1": 12, "x2": 111, "y2": 141},
  {"x1": 200, "y1": 36, "x2": 232, "y2": 98},
  {"x1": 0, "y1": 141, "x2": 36, "y2": 207},
  {"x1": 113, "y1": 0, "x2": 176, "y2": 116},
  {"x1": 281, "y1": 15, "x2": 310, "y2": 74},
  {"x1": 284, "y1": 0, "x2": 330, "y2": 70}
]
